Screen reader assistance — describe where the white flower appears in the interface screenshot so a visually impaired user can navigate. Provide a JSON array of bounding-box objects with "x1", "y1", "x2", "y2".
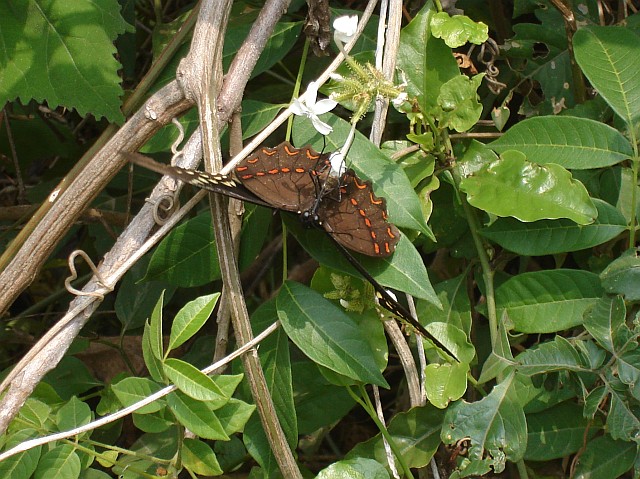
[
  {"x1": 291, "y1": 81, "x2": 337, "y2": 135},
  {"x1": 333, "y1": 15, "x2": 358, "y2": 45},
  {"x1": 328, "y1": 151, "x2": 347, "y2": 177},
  {"x1": 329, "y1": 72, "x2": 344, "y2": 82}
]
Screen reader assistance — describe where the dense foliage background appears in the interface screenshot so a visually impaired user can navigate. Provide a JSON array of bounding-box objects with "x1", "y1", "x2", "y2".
[{"x1": 1, "y1": 0, "x2": 640, "y2": 478}]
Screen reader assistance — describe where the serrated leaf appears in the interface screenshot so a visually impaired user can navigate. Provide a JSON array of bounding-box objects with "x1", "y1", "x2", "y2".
[
  {"x1": 0, "y1": 0, "x2": 130, "y2": 122},
  {"x1": 490, "y1": 116, "x2": 633, "y2": 169},
  {"x1": 167, "y1": 293, "x2": 219, "y2": 353},
  {"x1": 166, "y1": 391, "x2": 228, "y2": 440},
  {"x1": 111, "y1": 377, "x2": 164, "y2": 414},
  {"x1": 460, "y1": 150, "x2": 597, "y2": 224},
  {"x1": 33, "y1": 444, "x2": 81, "y2": 479},
  {"x1": 443, "y1": 372, "x2": 526, "y2": 473},
  {"x1": 430, "y1": 13, "x2": 488, "y2": 48},
  {"x1": 163, "y1": 358, "x2": 226, "y2": 402},
  {"x1": 495, "y1": 269, "x2": 603, "y2": 333},
  {"x1": 144, "y1": 214, "x2": 221, "y2": 287},
  {"x1": 276, "y1": 281, "x2": 388, "y2": 387},
  {"x1": 574, "y1": 26, "x2": 640, "y2": 124},
  {"x1": 481, "y1": 199, "x2": 626, "y2": 255}
]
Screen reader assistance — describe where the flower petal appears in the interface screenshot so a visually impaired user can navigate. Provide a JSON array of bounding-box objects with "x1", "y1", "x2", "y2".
[
  {"x1": 311, "y1": 116, "x2": 333, "y2": 135},
  {"x1": 313, "y1": 98, "x2": 338, "y2": 115},
  {"x1": 290, "y1": 98, "x2": 307, "y2": 116}
]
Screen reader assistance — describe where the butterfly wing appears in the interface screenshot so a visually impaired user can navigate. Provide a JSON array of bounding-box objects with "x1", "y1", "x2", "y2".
[
  {"x1": 125, "y1": 152, "x2": 272, "y2": 207},
  {"x1": 235, "y1": 142, "x2": 330, "y2": 213},
  {"x1": 319, "y1": 170, "x2": 400, "y2": 257}
]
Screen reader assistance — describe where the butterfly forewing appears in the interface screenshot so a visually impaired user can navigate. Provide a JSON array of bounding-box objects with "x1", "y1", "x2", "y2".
[{"x1": 235, "y1": 142, "x2": 331, "y2": 213}]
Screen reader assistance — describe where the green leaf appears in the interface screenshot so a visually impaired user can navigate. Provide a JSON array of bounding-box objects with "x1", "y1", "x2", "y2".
[
  {"x1": 115, "y1": 260, "x2": 175, "y2": 331},
  {"x1": 276, "y1": 281, "x2": 388, "y2": 387},
  {"x1": 347, "y1": 406, "x2": 445, "y2": 469},
  {"x1": 424, "y1": 361, "x2": 469, "y2": 408},
  {"x1": 436, "y1": 74, "x2": 485, "y2": 132},
  {"x1": 144, "y1": 213, "x2": 221, "y2": 287},
  {"x1": 33, "y1": 444, "x2": 81, "y2": 479},
  {"x1": 572, "y1": 435, "x2": 635, "y2": 479},
  {"x1": 181, "y1": 438, "x2": 223, "y2": 476},
  {"x1": 0, "y1": 445, "x2": 41, "y2": 479},
  {"x1": 241, "y1": 100, "x2": 286, "y2": 139},
  {"x1": 167, "y1": 293, "x2": 219, "y2": 353},
  {"x1": 163, "y1": 358, "x2": 227, "y2": 402},
  {"x1": 618, "y1": 349, "x2": 640, "y2": 401},
  {"x1": 242, "y1": 300, "x2": 296, "y2": 475},
  {"x1": 148, "y1": 292, "x2": 165, "y2": 362},
  {"x1": 584, "y1": 296, "x2": 629, "y2": 354},
  {"x1": 142, "y1": 321, "x2": 164, "y2": 382},
  {"x1": 286, "y1": 219, "x2": 440, "y2": 304},
  {"x1": 443, "y1": 372, "x2": 527, "y2": 473},
  {"x1": 494, "y1": 269, "x2": 603, "y2": 333},
  {"x1": 0, "y1": 0, "x2": 130, "y2": 123},
  {"x1": 460, "y1": 150, "x2": 597, "y2": 224},
  {"x1": 293, "y1": 360, "x2": 355, "y2": 435},
  {"x1": 517, "y1": 336, "x2": 585, "y2": 375},
  {"x1": 525, "y1": 401, "x2": 596, "y2": 461},
  {"x1": 481, "y1": 199, "x2": 626, "y2": 256},
  {"x1": 607, "y1": 385, "x2": 640, "y2": 442},
  {"x1": 166, "y1": 391, "x2": 228, "y2": 440},
  {"x1": 317, "y1": 458, "x2": 390, "y2": 479},
  {"x1": 216, "y1": 398, "x2": 256, "y2": 435},
  {"x1": 574, "y1": 26, "x2": 640, "y2": 124},
  {"x1": 600, "y1": 252, "x2": 640, "y2": 301},
  {"x1": 490, "y1": 116, "x2": 633, "y2": 169},
  {"x1": 132, "y1": 409, "x2": 173, "y2": 434},
  {"x1": 222, "y1": 22, "x2": 302, "y2": 79},
  {"x1": 111, "y1": 377, "x2": 164, "y2": 414},
  {"x1": 55, "y1": 396, "x2": 91, "y2": 431},
  {"x1": 397, "y1": 1, "x2": 460, "y2": 112},
  {"x1": 430, "y1": 13, "x2": 489, "y2": 48}
]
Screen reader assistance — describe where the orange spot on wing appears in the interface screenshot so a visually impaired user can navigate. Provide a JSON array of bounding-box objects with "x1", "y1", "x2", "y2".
[
  {"x1": 374, "y1": 244, "x2": 380, "y2": 254},
  {"x1": 268, "y1": 169, "x2": 279, "y2": 174},
  {"x1": 354, "y1": 178, "x2": 367, "y2": 190},
  {"x1": 387, "y1": 227, "x2": 396, "y2": 238},
  {"x1": 284, "y1": 145, "x2": 298, "y2": 156},
  {"x1": 370, "y1": 193, "x2": 383, "y2": 205}
]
